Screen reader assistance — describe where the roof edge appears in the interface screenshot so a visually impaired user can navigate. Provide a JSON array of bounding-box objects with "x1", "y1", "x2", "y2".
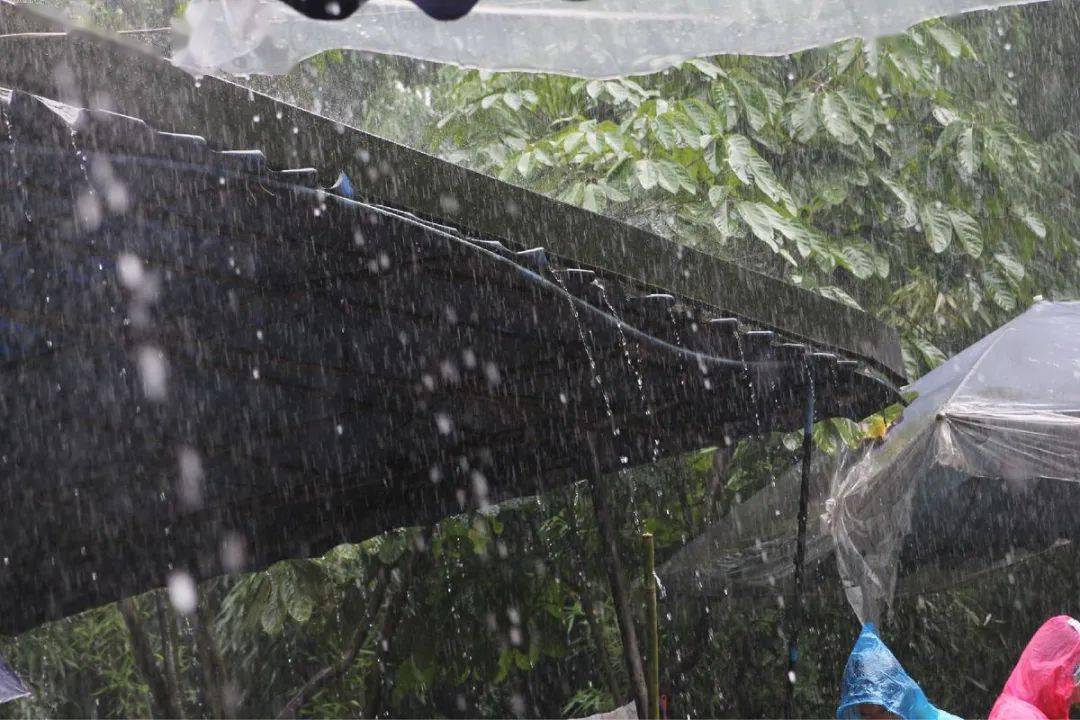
[{"x1": 0, "y1": 0, "x2": 906, "y2": 382}]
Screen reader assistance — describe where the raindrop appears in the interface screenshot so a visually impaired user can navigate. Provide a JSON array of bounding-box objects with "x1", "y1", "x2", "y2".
[
  {"x1": 167, "y1": 570, "x2": 197, "y2": 615},
  {"x1": 220, "y1": 533, "x2": 247, "y2": 572},
  {"x1": 137, "y1": 345, "x2": 168, "y2": 401},
  {"x1": 117, "y1": 253, "x2": 144, "y2": 289},
  {"x1": 177, "y1": 446, "x2": 205, "y2": 510},
  {"x1": 471, "y1": 470, "x2": 490, "y2": 508}
]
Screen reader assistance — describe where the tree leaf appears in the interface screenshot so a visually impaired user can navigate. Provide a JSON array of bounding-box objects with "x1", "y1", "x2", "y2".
[
  {"x1": 707, "y1": 185, "x2": 728, "y2": 208},
  {"x1": 948, "y1": 208, "x2": 983, "y2": 257},
  {"x1": 503, "y1": 92, "x2": 523, "y2": 111},
  {"x1": 920, "y1": 204, "x2": 953, "y2": 253},
  {"x1": 516, "y1": 151, "x2": 533, "y2": 178},
  {"x1": 725, "y1": 134, "x2": 795, "y2": 211},
  {"x1": 878, "y1": 174, "x2": 918, "y2": 227},
  {"x1": 735, "y1": 201, "x2": 777, "y2": 250},
  {"x1": 634, "y1": 159, "x2": 659, "y2": 190},
  {"x1": 1013, "y1": 205, "x2": 1047, "y2": 238},
  {"x1": 582, "y1": 184, "x2": 602, "y2": 212},
  {"x1": 787, "y1": 91, "x2": 819, "y2": 143},
  {"x1": 725, "y1": 134, "x2": 754, "y2": 185},
  {"x1": 260, "y1": 593, "x2": 285, "y2": 635},
  {"x1": 840, "y1": 244, "x2": 877, "y2": 280},
  {"x1": 839, "y1": 90, "x2": 876, "y2": 138},
  {"x1": 927, "y1": 24, "x2": 967, "y2": 59},
  {"x1": 816, "y1": 285, "x2": 863, "y2": 311},
  {"x1": 933, "y1": 120, "x2": 965, "y2": 158},
  {"x1": 994, "y1": 252, "x2": 1026, "y2": 281},
  {"x1": 913, "y1": 334, "x2": 948, "y2": 370},
  {"x1": 712, "y1": 200, "x2": 730, "y2": 239},
  {"x1": 812, "y1": 420, "x2": 838, "y2": 455},
  {"x1": 932, "y1": 106, "x2": 959, "y2": 127},
  {"x1": 598, "y1": 181, "x2": 628, "y2": 203},
  {"x1": 685, "y1": 58, "x2": 724, "y2": 79},
  {"x1": 820, "y1": 92, "x2": 858, "y2": 145},
  {"x1": 982, "y1": 270, "x2": 1017, "y2": 311},
  {"x1": 957, "y1": 127, "x2": 978, "y2": 175}
]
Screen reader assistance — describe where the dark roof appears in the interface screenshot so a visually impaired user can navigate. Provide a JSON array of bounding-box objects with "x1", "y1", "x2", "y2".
[
  {"x1": 0, "y1": 1, "x2": 905, "y2": 381},
  {"x1": 0, "y1": 4, "x2": 903, "y2": 635}
]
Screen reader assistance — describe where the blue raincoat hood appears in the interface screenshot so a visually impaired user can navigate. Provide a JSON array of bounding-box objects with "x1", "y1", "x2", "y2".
[{"x1": 838, "y1": 624, "x2": 961, "y2": 720}]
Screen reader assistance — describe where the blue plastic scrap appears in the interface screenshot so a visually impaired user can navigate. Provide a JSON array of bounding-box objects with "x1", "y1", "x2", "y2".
[{"x1": 0, "y1": 654, "x2": 30, "y2": 705}]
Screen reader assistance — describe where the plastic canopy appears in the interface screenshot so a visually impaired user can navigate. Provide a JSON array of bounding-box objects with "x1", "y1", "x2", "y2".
[
  {"x1": 174, "y1": 0, "x2": 1049, "y2": 77},
  {"x1": 830, "y1": 300, "x2": 1080, "y2": 622},
  {"x1": 662, "y1": 301, "x2": 1080, "y2": 624}
]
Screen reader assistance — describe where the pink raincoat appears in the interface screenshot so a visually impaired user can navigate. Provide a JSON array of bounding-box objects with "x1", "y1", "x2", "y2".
[{"x1": 989, "y1": 616, "x2": 1080, "y2": 720}]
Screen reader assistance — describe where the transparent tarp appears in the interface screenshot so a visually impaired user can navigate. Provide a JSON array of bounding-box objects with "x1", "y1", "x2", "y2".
[
  {"x1": 663, "y1": 301, "x2": 1080, "y2": 623},
  {"x1": 174, "y1": 0, "x2": 1049, "y2": 77}
]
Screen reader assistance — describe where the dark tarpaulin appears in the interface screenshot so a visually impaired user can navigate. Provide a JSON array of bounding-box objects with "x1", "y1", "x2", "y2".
[{"x1": 0, "y1": 7, "x2": 904, "y2": 636}]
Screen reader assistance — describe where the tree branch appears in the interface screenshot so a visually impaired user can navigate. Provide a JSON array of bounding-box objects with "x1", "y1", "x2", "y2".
[
  {"x1": 194, "y1": 598, "x2": 230, "y2": 719},
  {"x1": 361, "y1": 551, "x2": 419, "y2": 719},
  {"x1": 156, "y1": 592, "x2": 185, "y2": 719},
  {"x1": 276, "y1": 567, "x2": 391, "y2": 720},
  {"x1": 119, "y1": 596, "x2": 183, "y2": 719},
  {"x1": 586, "y1": 435, "x2": 649, "y2": 720}
]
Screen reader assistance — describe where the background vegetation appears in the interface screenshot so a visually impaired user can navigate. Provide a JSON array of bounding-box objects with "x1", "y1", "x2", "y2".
[{"x1": 3, "y1": 1, "x2": 1080, "y2": 718}]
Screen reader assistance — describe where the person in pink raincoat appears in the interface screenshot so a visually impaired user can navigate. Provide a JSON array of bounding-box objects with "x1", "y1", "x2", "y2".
[{"x1": 989, "y1": 616, "x2": 1080, "y2": 720}]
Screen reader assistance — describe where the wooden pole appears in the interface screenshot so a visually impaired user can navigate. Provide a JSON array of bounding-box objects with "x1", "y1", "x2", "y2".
[
  {"x1": 591, "y1": 476, "x2": 649, "y2": 719},
  {"x1": 784, "y1": 359, "x2": 816, "y2": 718},
  {"x1": 643, "y1": 533, "x2": 660, "y2": 720},
  {"x1": 586, "y1": 435, "x2": 649, "y2": 720}
]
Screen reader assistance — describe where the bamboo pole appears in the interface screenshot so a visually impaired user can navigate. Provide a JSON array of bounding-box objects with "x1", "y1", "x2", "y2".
[{"x1": 643, "y1": 533, "x2": 660, "y2": 720}]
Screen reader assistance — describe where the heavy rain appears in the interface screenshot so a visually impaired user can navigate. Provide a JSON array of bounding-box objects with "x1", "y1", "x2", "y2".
[{"x1": 1, "y1": 0, "x2": 1080, "y2": 718}]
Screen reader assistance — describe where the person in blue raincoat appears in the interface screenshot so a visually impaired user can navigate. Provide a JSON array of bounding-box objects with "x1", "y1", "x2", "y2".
[{"x1": 837, "y1": 624, "x2": 961, "y2": 720}]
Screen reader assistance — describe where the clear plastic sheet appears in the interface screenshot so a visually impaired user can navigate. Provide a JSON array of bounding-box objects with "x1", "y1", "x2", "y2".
[
  {"x1": 173, "y1": 0, "x2": 1048, "y2": 77},
  {"x1": 829, "y1": 300, "x2": 1080, "y2": 622},
  {"x1": 664, "y1": 301, "x2": 1080, "y2": 623}
]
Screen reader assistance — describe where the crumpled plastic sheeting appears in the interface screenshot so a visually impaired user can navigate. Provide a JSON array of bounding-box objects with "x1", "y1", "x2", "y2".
[
  {"x1": 828, "y1": 300, "x2": 1080, "y2": 623},
  {"x1": 659, "y1": 453, "x2": 840, "y2": 598},
  {"x1": 173, "y1": 0, "x2": 1048, "y2": 78},
  {"x1": 661, "y1": 301, "x2": 1080, "y2": 625}
]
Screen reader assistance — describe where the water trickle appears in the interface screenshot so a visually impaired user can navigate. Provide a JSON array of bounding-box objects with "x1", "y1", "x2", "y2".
[
  {"x1": 1, "y1": 97, "x2": 31, "y2": 223},
  {"x1": 733, "y1": 328, "x2": 763, "y2": 436},
  {"x1": 594, "y1": 281, "x2": 664, "y2": 462},
  {"x1": 549, "y1": 271, "x2": 619, "y2": 440}
]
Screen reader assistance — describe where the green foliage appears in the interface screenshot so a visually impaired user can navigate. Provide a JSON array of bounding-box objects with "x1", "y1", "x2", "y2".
[{"x1": 430, "y1": 20, "x2": 1080, "y2": 385}]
